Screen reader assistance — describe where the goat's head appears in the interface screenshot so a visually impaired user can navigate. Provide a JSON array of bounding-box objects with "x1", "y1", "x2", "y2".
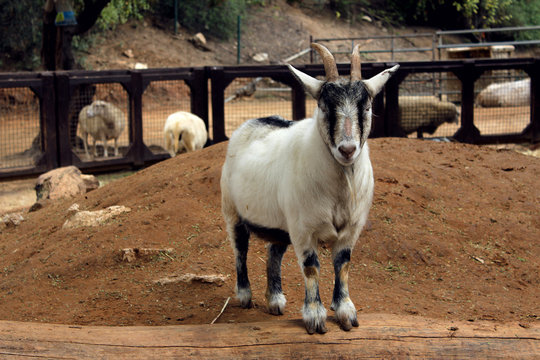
[{"x1": 288, "y1": 43, "x2": 399, "y2": 166}]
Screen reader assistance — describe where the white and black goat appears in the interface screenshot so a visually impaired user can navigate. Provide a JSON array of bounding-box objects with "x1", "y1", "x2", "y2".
[{"x1": 221, "y1": 43, "x2": 399, "y2": 334}]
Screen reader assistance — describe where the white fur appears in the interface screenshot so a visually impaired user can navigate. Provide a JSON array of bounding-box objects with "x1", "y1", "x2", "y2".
[
  {"x1": 78, "y1": 100, "x2": 125, "y2": 158},
  {"x1": 163, "y1": 111, "x2": 208, "y2": 157},
  {"x1": 476, "y1": 78, "x2": 530, "y2": 107}
]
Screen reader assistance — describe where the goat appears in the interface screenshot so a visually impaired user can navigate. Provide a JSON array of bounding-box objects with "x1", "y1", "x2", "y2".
[
  {"x1": 221, "y1": 43, "x2": 399, "y2": 334},
  {"x1": 78, "y1": 100, "x2": 125, "y2": 158},
  {"x1": 163, "y1": 111, "x2": 208, "y2": 157}
]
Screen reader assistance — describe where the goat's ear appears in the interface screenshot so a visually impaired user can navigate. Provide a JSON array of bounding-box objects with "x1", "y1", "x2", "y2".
[
  {"x1": 363, "y1": 65, "x2": 400, "y2": 97},
  {"x1": 288, "y1": 64, "x2": 323, "y2": 99}
]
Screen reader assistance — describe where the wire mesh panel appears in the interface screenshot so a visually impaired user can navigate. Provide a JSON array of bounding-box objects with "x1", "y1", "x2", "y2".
[
  {"x1": 71, "y1": 83, "x2": 130, "y2": 161},
  {"x1": 474, "y1": 70, "x2": 530, "y2": 135},
  {"x1": 224, "y1": 77, "x2": 292, "y2": 137},
  {"x1": 142, "y1": 80, "x2": 192, "y2": 155},
  {"x1": 399, "y1": 72, "x2": 461, "y2": 139},
  {"x1": 0, "y1": 87, "x2": 41, "y2": 169}
]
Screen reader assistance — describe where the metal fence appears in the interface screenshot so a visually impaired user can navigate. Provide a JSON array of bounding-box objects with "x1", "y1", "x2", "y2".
[
  {"x1": 0, "y1": 57, "x2": 538, "y2": 180},
  {"x1": 311, "y1": 25, "x2": 540, "y2": 62}
]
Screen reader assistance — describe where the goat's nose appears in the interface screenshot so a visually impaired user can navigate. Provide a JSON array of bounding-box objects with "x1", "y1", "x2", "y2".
[{"x1": 338, "y1": 144, "x2": 356, "y2": 159}]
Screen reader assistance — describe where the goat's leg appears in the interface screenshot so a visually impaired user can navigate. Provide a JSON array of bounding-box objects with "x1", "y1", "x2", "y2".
[
  {"x1": 232, "y1": 222, "x2": 252, "y2": 308},
  {"x1": 102, "y1": 136, "x2": 108, "y2": 157},
  {"x1": 92, "y1": 137, "x2": 98, "y2": 157},
  {"x1": 82, "y1": 132, "x2": 90, "y2": 158},
  {"x1": 113, "y1": 137, "x2": 119, "y2": 157},
  {"x1": 330, "y1": 248, "x2": 359, "y2": 331},
  {"x1": 298, "y1": 248, "x2": 327, "y2": 334},
  {"x1": 265, "y1": 243, "x2": 288, "y2": 315}
]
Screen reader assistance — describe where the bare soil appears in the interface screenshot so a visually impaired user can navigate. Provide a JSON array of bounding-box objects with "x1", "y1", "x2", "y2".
[{"x1": 0, "y1": 138, "x2": 539, "y2": 328}]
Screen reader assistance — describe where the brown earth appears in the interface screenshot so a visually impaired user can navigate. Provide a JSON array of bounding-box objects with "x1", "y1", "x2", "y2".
[{"x1": 0, "y1": 138, "x2": 539, "y2": 328}]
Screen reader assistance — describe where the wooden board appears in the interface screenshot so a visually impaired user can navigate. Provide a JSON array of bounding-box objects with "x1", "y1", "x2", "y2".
[{"x1": 0, "y1": 314, "x2": 538, "y2": 359}]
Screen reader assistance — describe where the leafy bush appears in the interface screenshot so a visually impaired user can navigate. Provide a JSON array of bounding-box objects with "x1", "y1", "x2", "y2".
[
  {"x1": 157, "y1": 0, "x2": 247, "y2": 40},
  {"x1": 0, "y1": 0, "x2": 43, "y2": 70},
  {"x1": 506, "y1": 0, "x2": 540, "y2": 40}
]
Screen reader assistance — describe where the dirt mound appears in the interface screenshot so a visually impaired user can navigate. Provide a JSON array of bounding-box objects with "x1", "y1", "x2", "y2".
[{"x1": 0, "y1": 138, "x2": 539, "y2": 327}]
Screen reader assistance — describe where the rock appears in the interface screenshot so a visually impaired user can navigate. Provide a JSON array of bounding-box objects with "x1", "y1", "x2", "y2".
[
  {"x1": 361, "y1": 15, "x2": 372, "y2": 23},
  {"x1": 1, "y1": 212, "x2": 24, "y2": 229},
  {"x1": 189, "y1": 33, "x2": 211, "y2": 51},
  {"x1": 252, "y1": 53, "x2": 269, "y2": 63},
  {"x1": 120, "y1": 247, "x2": 175, "y2": 262},
  {"x1": 62, "y1": 205, "x2": 131, "y2": 229},
  {"x1": 154, "y1": 273, "x2": 228, "y2": 286},
  {"x1": 133, "y1": 62, "x2": 148, "y2": 69},
  {"x1": 35, "y1": 166, "x2": 99, "y2": 201},
  {"x1": 123, "y1": 49, "x2": 134, "y2": 58}
]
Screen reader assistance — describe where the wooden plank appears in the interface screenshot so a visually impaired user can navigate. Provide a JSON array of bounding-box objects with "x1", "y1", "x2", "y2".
[{"x1": 0, "y1": 314, "x2": 538, "y2": 359}]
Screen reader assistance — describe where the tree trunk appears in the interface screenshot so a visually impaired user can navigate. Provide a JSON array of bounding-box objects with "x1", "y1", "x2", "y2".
[{"x1": 0, "y1": 315, "x2": 538, "y2": 359}]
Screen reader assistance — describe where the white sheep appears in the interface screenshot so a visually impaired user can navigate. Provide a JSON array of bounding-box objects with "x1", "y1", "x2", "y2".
[
  {"x1": 476, "y1": 78, "x2": 530, "y2": 107},
  {"x1": 78, "y1": 100, "x2": 125, "y2": 158},
  {"x1": 221, "y1": 43, "x2": 399, "y2": 334},
  {"x1": 163, "y1": 111, "x2": 208, "y2": 157},
  {"x1": 399, "y1": 96, "x2": 459, "y2": 136}
]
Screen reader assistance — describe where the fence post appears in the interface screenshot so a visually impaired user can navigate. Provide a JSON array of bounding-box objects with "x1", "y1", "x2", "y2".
[
  {"x1": 127, "y1": 70, "x2": 146, "y2": 166},
  {"x1": 384, "y1": 67, "x2": 407, "y2": 137},
  {"x1": 54, "y1": 71, "x2": 76, "y2": 167},
  {"x1": 40, "y1": 72, "x2": 58, "y2": 170},
  {"x1": 209, "y1": 67, "x2": 230, "y2": 143},
  {"x1": 529, "y1": 59, "x2": 540, "y2": 142},
  {"x1": 453, "y1": 60, "x2": 481, "y2": 144},
  {"x1": 188, "y1": 68, "x2": 210, "y2": 137}
]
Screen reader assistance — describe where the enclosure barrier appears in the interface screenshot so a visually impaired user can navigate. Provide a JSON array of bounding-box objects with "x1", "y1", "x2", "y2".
[{"x1": 0, "y1": 58, "x2": 538, "y2": 180}]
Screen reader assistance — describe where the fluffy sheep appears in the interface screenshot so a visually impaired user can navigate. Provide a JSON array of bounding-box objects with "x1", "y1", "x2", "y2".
[
  {"x1": 399, "y1": 96, "x2": 459, "y2": 136},
  {"x1": 163, "y1": 111, "x2": 208, "y2": 157},
  {"x1": 476, "y1": 78, "x2": 530, "y2": 107},
  {"x1": 221, "y1": 43, "x2": 399, "y2": 334},
  {"x1": 78, "y1": 100, "x2": 125, "y2": 158}
]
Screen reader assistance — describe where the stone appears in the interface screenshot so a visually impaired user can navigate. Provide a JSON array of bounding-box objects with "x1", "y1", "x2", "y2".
[
  {"x1": 35, "y1": 166, "x2": 99, "y2": 201},
  {"x1": 62, "y1": 205, "x2": 131, "y2": 229},
  {"x1": 189, "y1": 33, "x2": 211, "y2": 51}
]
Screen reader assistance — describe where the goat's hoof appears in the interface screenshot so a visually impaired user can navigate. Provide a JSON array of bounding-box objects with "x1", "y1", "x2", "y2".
[
  {"x1": 236, "y1": 288, "x2": 252, "y2": 308},
  {"x1": 267, "y1": 293, "x2": 286, "y2": 315},
  {"x1": 305, "y1": 319, "x2": 328, "y2": 334},
  {"x1": 335, "y1": 300, "x2": 359, "y2": 331},
  {"x1": 303, "y1": 302, "x2": 327, "y2": 334}
]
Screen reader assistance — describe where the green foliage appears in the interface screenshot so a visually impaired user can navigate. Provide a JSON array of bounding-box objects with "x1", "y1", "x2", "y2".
[
  {"x1": 157, "y1": 0, "x2": 247, "y2": 40},
  {"x1": 506, "y1": 0, "x2": 540, "y2": 40},
  {"x1": 0, "y1": 0, "x2": 43, "y2": 70}
]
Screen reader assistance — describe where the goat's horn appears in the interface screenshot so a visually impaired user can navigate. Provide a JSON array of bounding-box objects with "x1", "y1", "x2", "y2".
[
  {"x1": 311, "y1": 43, "x2": 339, "y2": 82},
  {"x1": 350, "y1": 44, "x2": 362, "y2": 81}
]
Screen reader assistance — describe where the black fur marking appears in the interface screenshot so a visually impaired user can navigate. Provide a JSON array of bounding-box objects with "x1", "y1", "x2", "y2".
[
  {"x1": 332, "y1": 249, "x2": 351, "y2": 305},
  {"x1": 233, "y1": 222, "x2": 250, "y2": 290},
  {"x1": 267, "y1": 243, "x2": 288, "y2": 296},
  {"x1": 303, "y1": 251, "x2": 320, "y2": 269},
  {"x1": 319, "y1": 82, "x2": 371, "y2": 144},
  {"x1": 256, "y1": 116, "x2": 294, "y2": 128},
  {"x1": 241, "y1": 218, "x2": 291, "y2": 245}
]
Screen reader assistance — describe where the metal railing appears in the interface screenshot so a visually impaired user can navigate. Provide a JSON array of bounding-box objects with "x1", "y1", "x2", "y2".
[{"x1": 310, "y1": 25, "x2": 540, "y2": 62}]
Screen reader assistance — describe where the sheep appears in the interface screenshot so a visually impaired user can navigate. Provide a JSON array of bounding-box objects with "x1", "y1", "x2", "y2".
[
  {"x1": 221, "y1": 43, "x2": 399, "y2": 334},
  {"x1": 78, "y1": 100, "x2": 125, "y2": 158},
  {"x1": 476, "y1": 78, "x2": 530, "y2": 107},
  {"x1": 399, "y1": 96, "x2": 459, "y2": 136},
  {"x1": 163, "y1": 111, "x2": 208, "y2": 157}
]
